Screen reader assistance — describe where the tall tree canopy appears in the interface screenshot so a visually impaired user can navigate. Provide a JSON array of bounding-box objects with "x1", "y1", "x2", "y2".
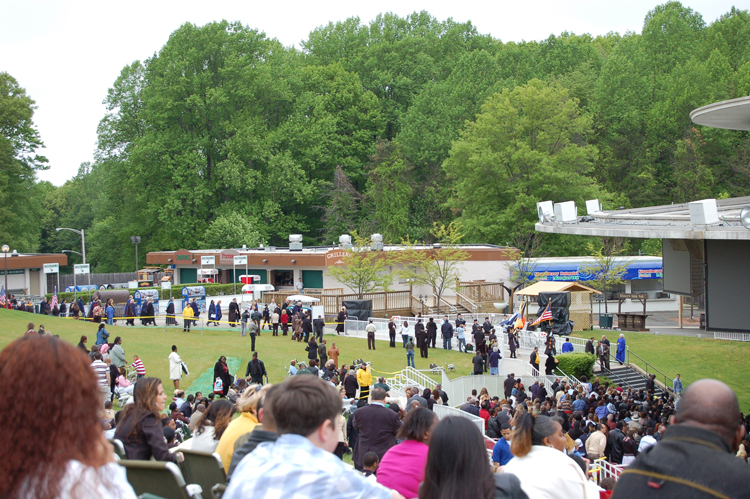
[
  {"x1": 0, "y1": 73, "x2": 48, "y2": 252},
  {"x1": 21, "y1": 4, "x2": 750, "y2": 271}
]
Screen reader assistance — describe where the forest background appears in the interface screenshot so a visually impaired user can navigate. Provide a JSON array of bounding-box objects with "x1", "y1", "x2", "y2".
[{"x1": 2, "y1": 2, "x2": 750, "y2": 273}]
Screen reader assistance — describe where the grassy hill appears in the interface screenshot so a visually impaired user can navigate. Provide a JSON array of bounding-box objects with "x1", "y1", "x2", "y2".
[{"x1": 0, "y1": 309, "x2": 469, "y2": 395}]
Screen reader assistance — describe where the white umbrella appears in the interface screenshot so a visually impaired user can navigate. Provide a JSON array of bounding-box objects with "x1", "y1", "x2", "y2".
[{"x1": 286, "y1": 294, "x2": 320, "y2": 303}]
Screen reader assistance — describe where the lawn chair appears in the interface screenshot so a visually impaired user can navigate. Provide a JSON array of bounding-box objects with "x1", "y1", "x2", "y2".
[
  {"x1": 445, "y1": 363, "x2": 456, "y2": 372},
  {"x1": 109, "y1": 438, "x2": 126, "y2": 460},
  {"x1": 179, "y1": 449, "x2": 226, "y2": 499},
  {"x1": 119, "y1": 460, "x2": 201, "y2": 499}
]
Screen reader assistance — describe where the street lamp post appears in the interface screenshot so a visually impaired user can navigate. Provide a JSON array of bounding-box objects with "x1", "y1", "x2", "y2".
[
  {"x1": 130, "y1": 236, "x2": 141, "y2": 273},
  {"x1": 56, "y1": 228, "x2": 85, "y2": 264},
  {"x1": 2, "y1": 244, "x2": 9, "y2": 295},
  {"x1": 57, "y1": 227, "x2": 89, "y2": 291},
  {"x1": 62, "y1": 250, "x2": 83, "y2": 301}
]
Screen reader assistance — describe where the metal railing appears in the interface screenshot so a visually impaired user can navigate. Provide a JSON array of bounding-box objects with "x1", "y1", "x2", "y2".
[
  {"x1": 433, "y1": 294, "x2": 457, "y2": 314},
  {"x1": 456, "y1": 291, "x2": 478, "y2": 312},
  {"x1": 625, "y1": 348, "x2": 673, "y2": 392},
  {"x1": 714, "y1": 332, "x2": 750, "y2": 342},
  {"x1": 433, "y1": 403, "x2": 485, "y2": 436}
]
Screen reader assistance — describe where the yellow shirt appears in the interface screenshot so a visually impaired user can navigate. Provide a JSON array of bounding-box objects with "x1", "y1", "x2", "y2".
[
  {"x1": 215, "y1": 412, "x2": 259, "y2": 472},
  {"x1": 183, "y1": 306, "x2": 194, "y2": 319},
  {"x1": 357, "y1": 367, "x2": 372, "y2": 387}
]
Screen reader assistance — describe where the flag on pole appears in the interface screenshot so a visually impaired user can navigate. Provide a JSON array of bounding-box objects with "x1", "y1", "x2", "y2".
[
  {"x1": 0, "y1": 286, "x2": 5, "y2": 306},
  {"x1": 531, "y1": 303, "x2": 553, "y2": 327},
  {"x1": 513, "y1": 302, "x2": 526, "y2": 329},
  {"x1": 50, "y1": 287, "x2": 58, "y2": 310}
]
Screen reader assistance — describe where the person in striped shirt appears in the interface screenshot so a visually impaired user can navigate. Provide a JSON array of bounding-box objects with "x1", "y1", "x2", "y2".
[
  {"x1": 90, "y1": 352, "x2": 111, "y2": 406},
  {"x1": 131, "y1": 355, "x2": 146, "y2": 379}
]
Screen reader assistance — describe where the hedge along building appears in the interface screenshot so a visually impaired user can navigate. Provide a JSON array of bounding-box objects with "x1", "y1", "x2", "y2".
[
  {"x1": 146, "y1": 241, "x2": 516, "y2": 315},
  {"x1": 0, "y1": 252, "x2": 68, "y2": 297}
]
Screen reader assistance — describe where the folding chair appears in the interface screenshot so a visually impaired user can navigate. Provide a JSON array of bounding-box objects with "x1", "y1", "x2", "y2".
[
  {"x1": 109, "y1": 438, "x2": 126, "y2": 460},
  {"x1": 179, "y1": 449, "x2": 226, "y2": 499},
  {"x1": 118, "y1": 460, "x2": 201, "y2": 499}
]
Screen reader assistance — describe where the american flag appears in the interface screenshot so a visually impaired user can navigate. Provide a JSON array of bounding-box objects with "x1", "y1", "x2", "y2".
[
  {"x1": 0, "y1": 286, "x2": 5, "y2": 306},
  {"x1": 531, "y1": 303, "x2": 553, "y2": 327},
  {"x1": 50, "y1": 288, "x2": 58, "y2": 309}
]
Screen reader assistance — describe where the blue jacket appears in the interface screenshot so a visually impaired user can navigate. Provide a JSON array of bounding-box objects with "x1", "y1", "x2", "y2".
[
  {"x1": 96, "y1": 327, "x2": 109, "y2": 345},
  {"x1": 562, "y1": 341, "x2": 574, "y2": 353},
  {"x1": 106, "y1": 305, "x2": 114, "y2": 320}
]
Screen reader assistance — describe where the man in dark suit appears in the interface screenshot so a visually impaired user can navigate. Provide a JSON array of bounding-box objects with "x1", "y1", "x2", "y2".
[
  {"x1": 415, "y1": 321, "x2": 428, "y2": 358},
  {"x1": 313, "y1": 315, "x2": 325, "y2": 342},
  {"x1": 426, "y1": 318, "x2": 437, "y2": 348},
  {"x1": 483, "y1": 317, "x2": 492, "y2": 335},
  {"x1": 352, "y1": 388, "x2": 402, "y2": 471},
  {"x1": 530, "y1": 347, "x2": 540, "y2": 372},
  {"x1": 585, "y1": 336, "x2": 595, "y2": 355}
]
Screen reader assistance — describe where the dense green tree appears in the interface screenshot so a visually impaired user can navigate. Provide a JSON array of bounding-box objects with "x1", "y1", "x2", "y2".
[
  {"x1": 443, "y1": 79, "x2": 605, "y2": 244},
  {"x1": 0, "y1": 73, "x2": 48, "y2": 251}
]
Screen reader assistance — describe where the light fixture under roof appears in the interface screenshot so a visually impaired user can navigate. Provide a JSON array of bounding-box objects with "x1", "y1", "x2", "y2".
[{"x1": 740, "y1": 205, "x2": 750, "y2": 229}]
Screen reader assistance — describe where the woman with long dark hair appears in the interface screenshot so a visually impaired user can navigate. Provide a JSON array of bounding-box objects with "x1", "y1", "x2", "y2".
[
  {"x1": 189, "y1": 400, "x2": 236, "y2": 453},
  {"x1": 377, "y1": 407, "x2": 437, "y2": 498},
  {"x1": 419, "y1": 416, "x2": 525, "y2": 499},
  {"x1": 0, "y1": 336, "x2": 136, "y2": 498},
  {"x1": 504, "y1": 413, "x2": 594, "y2": 498},
  {"x1": 115, "y1": 377, "x2": 182, "y2": 464},
  {"x1": 214, "y1": 356, "x2": 231, "y2": 397}
]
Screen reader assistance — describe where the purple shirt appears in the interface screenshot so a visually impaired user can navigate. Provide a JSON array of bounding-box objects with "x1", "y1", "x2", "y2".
[{"x1": 376, "y1": 439, "x2": 429, "y2": 499}]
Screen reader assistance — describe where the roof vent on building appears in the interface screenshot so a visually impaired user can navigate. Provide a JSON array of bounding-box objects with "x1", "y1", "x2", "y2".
[
  {"x1": 371, "y1": 233, "x2": 383, "y2": 251},
  {"x1": 289, "y1": 234, "x2": 303, "y2": 251},
  {"x1": 339, "y1": 234, "x2": 352, "y2": 249}
]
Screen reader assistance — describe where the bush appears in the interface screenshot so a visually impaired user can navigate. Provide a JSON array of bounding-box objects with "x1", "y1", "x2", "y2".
[{"x1": 555, "y1": 352, "x2": 597, "y2": 380}]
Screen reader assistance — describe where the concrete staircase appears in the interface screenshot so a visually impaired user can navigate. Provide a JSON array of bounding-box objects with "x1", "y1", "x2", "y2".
[{"x1": 594, "y1": 364, "x2": 664, "y2": 397}]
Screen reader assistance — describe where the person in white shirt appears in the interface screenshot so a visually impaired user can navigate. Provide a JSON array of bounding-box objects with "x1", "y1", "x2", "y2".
[
  {"x1": 0, "y1": 336, "x2": 136, "y2": 499},
  {"x1": 638, "y1": 427, "x2": 658, "y2": 453},
  {"x1": 296, "y1": 278, "x2": 304, "y2": 293},
  {"x1": 183, "y1": 400, "x2": 236, "y2": 453},
  {"x1": 168, "y1": 345, "x2": 182, "y2": 389},
  {"x1": 504, "y1": 413, "x2": 598, "y2": 499}
]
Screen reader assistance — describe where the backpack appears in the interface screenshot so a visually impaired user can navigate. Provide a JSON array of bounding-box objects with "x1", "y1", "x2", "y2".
[{"x1": 213, "y1": 377, "x2": 223, "y2": 394}]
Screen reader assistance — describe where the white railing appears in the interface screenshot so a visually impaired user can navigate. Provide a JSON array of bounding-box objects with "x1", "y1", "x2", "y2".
[
  {"x1": 714, "y1": 332, "x2": 750, "y2": 342},
  {"x1": 434, "y1": 403, "x2": 485, "y2": 436},
  {"x1": 439, "y1": 370, "x2": 507, "y2": 407},
  {"x1": 588, "y1": 458, "x2": 624, "y2": 484},
  {"x1": 455, "y1": 291, "x2": 478, "y2": 312}
]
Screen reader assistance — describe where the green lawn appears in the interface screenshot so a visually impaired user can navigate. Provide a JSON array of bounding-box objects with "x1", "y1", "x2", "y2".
[
  {"x1": 0, "y1": 309, "x2": 471, "y2": 395},
  {"x1": 573, "y1": 331, "x2": 750, "y2": 411}
]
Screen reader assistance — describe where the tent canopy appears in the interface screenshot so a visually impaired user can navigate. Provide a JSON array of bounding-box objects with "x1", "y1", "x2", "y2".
[
  {"x1": 286, "y1": 294, "x2": 320, "y2": 303},
  {"x1": 515, "y1": 281, "x2": 601, "y2": 296}
]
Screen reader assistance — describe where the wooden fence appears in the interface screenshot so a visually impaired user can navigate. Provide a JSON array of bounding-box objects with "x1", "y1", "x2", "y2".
[{"x1": 457, "y1": 281, "x2": 504, "y2": 302}]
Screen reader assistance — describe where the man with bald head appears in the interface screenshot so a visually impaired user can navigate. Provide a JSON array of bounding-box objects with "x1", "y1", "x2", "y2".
[{"x1": 613, "y1": 379, "x2": 750, "y2": 498}]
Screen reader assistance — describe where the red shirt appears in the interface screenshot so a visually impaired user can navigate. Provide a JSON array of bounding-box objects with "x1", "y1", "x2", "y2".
[{"x1": 480, "y1": 408, "x2": 491, "y2": 429}]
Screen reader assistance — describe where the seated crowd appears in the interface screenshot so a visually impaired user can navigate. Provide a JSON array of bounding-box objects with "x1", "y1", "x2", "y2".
[{"x1": 0, "y1": 332, "x2": 749, "y2": 499}]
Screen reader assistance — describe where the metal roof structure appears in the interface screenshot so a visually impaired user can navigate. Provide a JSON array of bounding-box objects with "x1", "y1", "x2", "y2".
[
  {"x1": 690, "y1": 95, "x2": 750, "y2": 131},
  {"x1": 535, "y1": 196, "x2": 750, "y2": 240}
]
